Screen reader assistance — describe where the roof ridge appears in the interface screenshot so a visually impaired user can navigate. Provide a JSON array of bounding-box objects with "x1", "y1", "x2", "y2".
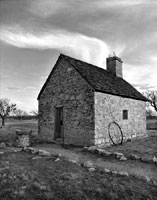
[
  {"x1": 61, "y1": 54, "x2": 146, "y2": 101},
  {"x1": 38, "y1": 53, "x2": 147, "y2": 101}
]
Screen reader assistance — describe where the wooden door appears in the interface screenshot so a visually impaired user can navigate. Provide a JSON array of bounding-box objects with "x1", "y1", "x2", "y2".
[{"x1": 55, "y1": 107, "x2": 63, "y2": 139}]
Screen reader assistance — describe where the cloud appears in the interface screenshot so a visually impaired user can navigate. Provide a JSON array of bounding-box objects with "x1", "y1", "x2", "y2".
[
  {"x1": 132, "y1": 83, "x2": 157, "y2": 91},
  {"x1": 124, "y1": 63, "x2": 157, "y2": 91},
  {"x1": 26, "y1": 86, "x2": 36, "y2": 90},
  {"x1": 92, "y1": 0, "x2": 157, "y2": 8},
  {"x1": 0, "y1": 25, "x2": 109, "y2": 67},
  {"x1": 28, "y1": 0, "x2": 68, "y2": 18},
  {"x1": 7, "y1": 87, "x2": 21, "y2": 91}
]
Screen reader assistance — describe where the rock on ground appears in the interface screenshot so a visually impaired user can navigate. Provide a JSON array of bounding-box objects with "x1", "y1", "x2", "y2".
[
  {"x1": 88, "y1": 146, "x2": 98, "y2": 153},
  {"x1": 88, "y1": 167, "x2": 96, "y2": 172},
  {"x1": 114, "y1": 152, "x2": 124, "y2": 159},
  {"x1": 130, "y1": 154, "x2": 141, "y2": 160},
  {"x1": 120, "y1": 156, "x2": 127, "y2": 161},
  {"x1": 119, "y1": 171, "x2": 129, "y2": 176},
  {"x1": 97, "y1": 149, "x2": 112, "y2": 156},
  {"x1": 54, "y1": 158, "x2": 60, "y2": 162},
  {"x1": 153, "y1": 156, "x2": 157, "y2": 164},
  {"x1": 38, "y1": 149, "x2": 51, "y2": 157},
  {"x1": 0, "y1": 142, "x2": 6, "y2": 148},
  {"x1": 83, "y1": 161, "x2": 94, "y2": 168}
]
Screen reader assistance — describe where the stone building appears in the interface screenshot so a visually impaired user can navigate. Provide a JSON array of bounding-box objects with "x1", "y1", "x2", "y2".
[{"x1": 37, "y1": 54, "x2": 147, "y2": 146}]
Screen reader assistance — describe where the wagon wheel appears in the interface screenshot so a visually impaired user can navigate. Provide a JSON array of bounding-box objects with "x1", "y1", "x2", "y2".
[{"x1": 108, "y1": 122, "x2": 123, "y2": 145}]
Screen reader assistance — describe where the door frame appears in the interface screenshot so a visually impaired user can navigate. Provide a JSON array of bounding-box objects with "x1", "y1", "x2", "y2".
[{"x1": 54, "y1": 106, "x2": 64, "y2": 141}]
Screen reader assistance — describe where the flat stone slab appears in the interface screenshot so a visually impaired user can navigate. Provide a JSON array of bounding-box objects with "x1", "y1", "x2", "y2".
[{"x1": 97, "y1": 149, "x2": 112, "y2": 156}]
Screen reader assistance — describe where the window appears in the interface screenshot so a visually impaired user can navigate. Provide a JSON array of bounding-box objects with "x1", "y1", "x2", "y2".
[{"x1": 123, "y1": 110, "x2": 128, "y2": 120}]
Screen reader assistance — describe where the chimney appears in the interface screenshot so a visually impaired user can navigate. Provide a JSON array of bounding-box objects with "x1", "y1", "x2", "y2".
[{"x1": 106, "y1": 56, "x2": 123, "y2": 78}]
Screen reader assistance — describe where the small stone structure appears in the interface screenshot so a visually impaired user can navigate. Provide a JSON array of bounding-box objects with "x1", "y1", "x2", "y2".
[
  {"x1": 16, "y1": 130, "x2": 31, "y2": 147},
  {"x1": 37, "y1": 54, "x2": 147, "y2": 146}
]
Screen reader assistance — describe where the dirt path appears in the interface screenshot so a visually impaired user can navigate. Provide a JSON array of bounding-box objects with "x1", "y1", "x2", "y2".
[{"x1": 34, "y1": 144, "x2": 157, "y2": 181}]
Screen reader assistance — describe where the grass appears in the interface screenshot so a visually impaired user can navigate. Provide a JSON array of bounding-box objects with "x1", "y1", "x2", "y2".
[
  {"x1": 1, "y1": 119, "x2": 38, "y2": 131},
  {"x1": 147, "y1": 119, "x2": 157, "y2": 130},
  {"x1": 105, "y1": 136, "x2": 157, "y2": 159},
  {"x1": 0, "y1": 151, "x2": 157, "y2": 200},
  {"x1": 0, "y1": 119, "x2": 38, "y2": 145}
]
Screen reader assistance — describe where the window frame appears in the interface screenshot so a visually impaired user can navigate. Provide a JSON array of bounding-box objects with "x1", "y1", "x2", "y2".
[{"x1": 123, "y1": 110, "x2": 128, "y2": 120}]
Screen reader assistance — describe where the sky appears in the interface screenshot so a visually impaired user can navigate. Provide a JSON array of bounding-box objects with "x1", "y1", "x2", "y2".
[{"x1": 0, "y1": 0, "x2": 157, "y2": 112}]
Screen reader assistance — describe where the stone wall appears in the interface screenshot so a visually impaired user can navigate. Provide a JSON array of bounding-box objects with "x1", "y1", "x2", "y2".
[
  {"x1": 94, "y1": 92, "x2": 146, "y2": 146},
  {"x1": 38, "y1": 57, "x2": 95, "y2": 146}
]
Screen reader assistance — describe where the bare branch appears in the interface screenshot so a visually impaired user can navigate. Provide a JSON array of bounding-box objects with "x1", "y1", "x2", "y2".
[
  {"x1": 143, "y1": 90, "x2": 157, "y2": 113},
  {"x1": 0, "y1": 98, "x2": 17, "y2": 126}
]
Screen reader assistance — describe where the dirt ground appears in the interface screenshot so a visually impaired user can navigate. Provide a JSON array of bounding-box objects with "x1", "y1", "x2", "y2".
[{"x1": 33, "y1": 142, "x2": 157, "y2": 182}]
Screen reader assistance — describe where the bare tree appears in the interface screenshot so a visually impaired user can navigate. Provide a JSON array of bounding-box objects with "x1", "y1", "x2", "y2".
[
  {"x1": 14, "y1": 109, "x2": 28, "y2": 120},
  {"x1": 143, "y1": 90, "x2": 157, "y2": 113},
  {"x1": 146, "y1": 108, "x2": 154, "y2": 118},
  {"x1": 31, "y1": 110, "x2": 38, "y2": 120},
  {"x1": 0, "y1": 98, "x2": 16, "y2": 126}
]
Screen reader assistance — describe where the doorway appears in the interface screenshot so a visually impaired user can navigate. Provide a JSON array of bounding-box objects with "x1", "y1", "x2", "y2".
[{"x1": 54, "y1": 107, "x2": 64, "y2": 140}]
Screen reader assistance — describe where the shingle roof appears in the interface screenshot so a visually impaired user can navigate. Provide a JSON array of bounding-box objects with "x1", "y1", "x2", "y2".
[
  {"x1": 38, "y1": 54, "x2": 147, "y2": 101},
  {"x1": 63, "y1": 54, "x2": 146, "y2": 101}
]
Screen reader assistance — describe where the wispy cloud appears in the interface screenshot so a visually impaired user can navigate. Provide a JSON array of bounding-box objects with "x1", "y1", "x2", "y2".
[
  {"x1": 0, "y1": 25, "x2": 109, "y2": 67},
  {"x1": 124, "y1": 63, "x2": 157, "y2": 91},
  {"x1": 7, "y1": 87, "x2": 21, "y2": 91},
  {"x1": 92, "y1": 0, "x2": 157, "y2": 8},
  {"x1": 132, "y1": 83, "x2": 157, "y2": 91}
]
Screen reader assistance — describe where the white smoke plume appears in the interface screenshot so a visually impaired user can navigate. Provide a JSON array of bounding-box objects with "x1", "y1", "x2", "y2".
[{"x1": 0, "y1": 25, "x2": 109, "y2": 68}]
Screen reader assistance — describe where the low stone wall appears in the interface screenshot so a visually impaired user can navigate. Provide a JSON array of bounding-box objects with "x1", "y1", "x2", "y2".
[{"x1": 84, "y1": 145, "x2": 157, "y2": 165}]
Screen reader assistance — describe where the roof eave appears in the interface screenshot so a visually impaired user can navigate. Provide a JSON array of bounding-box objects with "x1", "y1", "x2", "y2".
[
  {"x1": 37, "y1": 54, "x2": 64, "y2": 100},
  {"x1": 94, "y1": 89, "x2": 147, "y2": 102}
]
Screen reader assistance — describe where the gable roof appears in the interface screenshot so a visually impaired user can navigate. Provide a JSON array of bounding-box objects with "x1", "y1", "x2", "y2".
[{"x1": 38, "y1": 54, "x2": 147, "y2": 101}]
